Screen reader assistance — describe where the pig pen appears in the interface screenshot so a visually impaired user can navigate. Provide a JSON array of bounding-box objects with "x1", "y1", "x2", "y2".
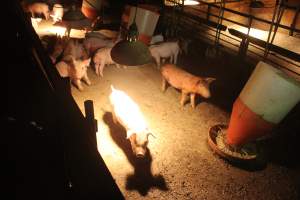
[{"x1": 70, "y1": 53, "x2": 300, "y2": 199}]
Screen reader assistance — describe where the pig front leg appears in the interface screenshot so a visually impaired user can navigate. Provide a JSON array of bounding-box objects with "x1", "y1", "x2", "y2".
[
  {"x1": 180, "y1": 90, "x2": 188, "y2": 107},
  {"x1": 174, "y1": 52, "x2": 179, "y2": 65},
  {"x1": 82, "y1": 73, "x2": 91, "y2": 86},
  {"x1": 72, "y1": 78, "x2": 84, "y2": 91},
  {"x1": 161, "y1": 77, "x2": 168, "y2": 92},
  {"x1": 190, "y1": 93, "x2": 196, "y2": 109}
]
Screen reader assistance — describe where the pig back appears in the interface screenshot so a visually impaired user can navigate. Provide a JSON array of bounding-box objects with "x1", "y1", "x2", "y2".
[{"x1": 161, "y1": 64, "x2": 201, "y2": 93}]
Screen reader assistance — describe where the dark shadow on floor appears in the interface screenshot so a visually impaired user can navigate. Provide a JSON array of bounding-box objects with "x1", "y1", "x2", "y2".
[
  {"x1": 103, "y1": 112, "x2": 169, "y2": 196},
  {"x1": 261, "y1": 103, "x2": 300, "y2": 169}
]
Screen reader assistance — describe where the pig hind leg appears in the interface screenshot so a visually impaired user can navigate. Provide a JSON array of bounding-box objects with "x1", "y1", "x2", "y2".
[
  {"x1": 72, "y1": 78, "x2": 84, "y2": 91},
  {"x1": 99, "y1": 60, "x2": 106, "y2": 77},
  {"x1": 174, "y1": 51, "x2": 179, "y2": 64},
  {"x1": 190, "y1": 93, "x2": 196, "y2": 109}
]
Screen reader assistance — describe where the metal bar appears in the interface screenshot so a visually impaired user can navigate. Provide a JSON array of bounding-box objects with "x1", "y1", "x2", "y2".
[
  {"x1": 181, "y1": 11, "x2": 227, "y2": 30},
  {"x1": 195, "y1": 0, "x2": 300, "y2": 33},
  {"x1": 228, "y1": 28, "x2": 300, "y2": 62},
  {"x1": 290, "y1": 6, "x2": 300, "y2": 36}
]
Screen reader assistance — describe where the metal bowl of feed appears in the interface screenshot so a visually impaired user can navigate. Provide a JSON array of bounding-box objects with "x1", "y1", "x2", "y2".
[{"x1": 208, "y1": 124, "x2": 258, "y2": 163}]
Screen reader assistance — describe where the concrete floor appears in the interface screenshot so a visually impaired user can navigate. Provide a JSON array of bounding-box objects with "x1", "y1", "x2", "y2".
[{"x1": 71, "y1": 54, "x2": 300, "y2": 199}]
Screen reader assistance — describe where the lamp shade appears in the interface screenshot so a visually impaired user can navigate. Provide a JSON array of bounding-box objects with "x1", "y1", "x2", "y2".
[
  {"x1": 59, "y1": 5, "x2": 91, "y2": 30},
  {"x1": 249, "y1": 0, "x2": 264, "y2": 8},
  {"x1": 111, "y1": 40, "x2": 153, "y2": 66}
]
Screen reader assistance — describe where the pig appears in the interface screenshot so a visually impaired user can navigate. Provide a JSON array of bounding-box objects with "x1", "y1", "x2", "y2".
[
  {"x1": 55, "y1": 55, "x2": 91, "y2": 91},
  {"x1": 49, "y1": 36, "x2": 67, "y2": 63},
  {"x1": 26, "y1": 2, "x2": 50, "y2": 20},
  {"x1": 93, "y1": 47, "x2": 122, "y2": 77},
  {"x1": 83, "y1": 37, "x2": 115, "y2": 56},
  {"x1": 41, "y1": 35, "x2": 67, "y2": 63},
  {"x1": 109, "y1": 86, "x2": 152, "y2": 158},
  {"x1": 161, "y1": 64, "x2": 216, "y2": 109},
  {"x1": 149, "y1": 41, "x2": 181, "y2": 68},
  {"x1": 63, "y1": 39, "x2": 89, "y2": 60}
]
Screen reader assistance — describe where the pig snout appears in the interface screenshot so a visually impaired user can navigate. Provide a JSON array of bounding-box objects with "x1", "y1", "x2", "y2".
[
  {"x1": 197, "y1": 78, "x2": 215, "y2": 98},
  {"x1": 201, "y1": 89, "x2": 211, "y2": 98},
  {"x1": 135, "y1": 147, "x2": 146, "y2": 158},
  {"x1": 198, "y1": 86, "x2": 211, "y2": 98}
]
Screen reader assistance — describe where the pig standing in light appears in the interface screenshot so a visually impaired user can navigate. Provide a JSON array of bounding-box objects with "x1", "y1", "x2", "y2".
[
  {"x1": 161, "y1": 64, "x2": 216, "y2": 109},
  {"x1": 109, "y1": 86, "x2": 153, "y2": 158}
]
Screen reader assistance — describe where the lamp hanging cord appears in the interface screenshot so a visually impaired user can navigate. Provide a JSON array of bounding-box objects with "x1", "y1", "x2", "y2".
[
  {"x1": 264, "y1": 0, "x2": 284, "y2": 60},
  {"x1": 215, "y1": 0, "x2": 225, "y2": 50}
]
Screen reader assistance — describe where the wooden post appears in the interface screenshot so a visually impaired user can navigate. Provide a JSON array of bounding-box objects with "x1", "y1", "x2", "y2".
[{"x1": 84, "y1": 100, "x2": 98, "y2": 148}]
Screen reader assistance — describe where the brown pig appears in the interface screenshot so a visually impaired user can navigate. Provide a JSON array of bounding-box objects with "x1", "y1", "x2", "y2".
[
  {"x1": 55, "y1": 55, "x2": 91, "y2": 91},
  {"x1": 161, "y1": 64, "x2": 216, "y2": 109}
]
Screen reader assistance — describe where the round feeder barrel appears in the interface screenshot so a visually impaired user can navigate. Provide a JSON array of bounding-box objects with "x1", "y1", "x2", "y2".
[
  {"x1": 127, "y1": 6, "x2": 160, "y2": 45},
  {"x1": 81, "y1": 0, "x2": 102, "y2": 20},
  {"x1": 52, "y1": 4, "x2": 64, "y2": 20},
  {"x1": 226, "y1": 61, "x2": 300, "y2": 146}
]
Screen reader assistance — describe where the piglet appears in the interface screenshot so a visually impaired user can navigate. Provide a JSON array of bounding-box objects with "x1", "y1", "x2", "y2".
[
  {"x1": 149, "y1": 41, "x2": 180, "y2": 68},
  {"x1": 63, "y1": 39, "x2": 89, "y2": 60},
  {"x1": 93, "y1": 47, "x2": 122, "y2": 77},
  {"x1": 161, "y1": 64, "x2": 216, "y2": 109},
  {"x1": 83, "y1": 37, "x2": 115, "y2": 55},
  {"x1": 26, "y1": 2, "x2": 50, "y2": 20},
  {"x1": 109, "y1": 86, "x2": 152, "y2": 158},
  {"x1": 55, "y1": 55, "x2": 91, "y2": 91}
]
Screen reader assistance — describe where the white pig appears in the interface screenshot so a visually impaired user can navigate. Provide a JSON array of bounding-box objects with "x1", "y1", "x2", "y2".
[
  {"x1": 149, "y1": 41, "x2": 180, "y2": 68},
  {"x1": 27, "y1": 2, "x2": 50, "y2": 20},
  {"x1": 55, "y1": 55, "x2": 91, "y2": 91},
  {"x1": 93, "y1": 47, "x2": 122, "y2": 77},
  {"x1": 109, "y1": 86, "x2": 152, "y2": 158},
  {"x1": 83, "y1": 37, "x2": 115, "y2": 55}
]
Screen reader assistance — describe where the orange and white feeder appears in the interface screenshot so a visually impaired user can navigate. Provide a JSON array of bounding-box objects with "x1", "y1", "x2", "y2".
[
  {"x1": 226, "y1": 61, "x2": 300, "y2": 147},
  {"x1": 126, "y1": 6, "x2": 160, "y2": 45},
  {"x1": 81, "y1": 0, "x2": 102, "y2": 20}
]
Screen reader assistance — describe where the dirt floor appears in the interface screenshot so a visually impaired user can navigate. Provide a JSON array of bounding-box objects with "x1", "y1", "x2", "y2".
[{"x1": 71, "y1": 53, "x2": 300, "y2": 199}]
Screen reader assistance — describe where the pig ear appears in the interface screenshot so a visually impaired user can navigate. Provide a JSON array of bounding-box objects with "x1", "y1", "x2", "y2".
[
  {"x1": 147, "y1": 132, "x2": 156, "y2": 139},
  {"x1": 205, "y1": 77, "x2": 216, "y2": 84},
  {"x1": 62, "y1": 55, "x2": 75, "y2": 66},
  {"x1": 126, "y1": 130, "x2": 134, "y2": 139},
  {"x1": 83, "y1": 58, "x2": 91, "y2": 66}
]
